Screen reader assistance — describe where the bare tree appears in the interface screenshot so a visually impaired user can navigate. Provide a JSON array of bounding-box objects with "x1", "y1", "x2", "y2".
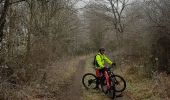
[
  {"x1": 143, "y1": 0, "x2": 170, "y2": 73},
  {"x1": 0, "y1": 0, "x2": 26, "y2": 44},
  {"x1": 0, "y1": 0, "x2": 82, "y2": 99},
  {"x1": 0, "y1": 0, "x2": 10, "y2": 43}
]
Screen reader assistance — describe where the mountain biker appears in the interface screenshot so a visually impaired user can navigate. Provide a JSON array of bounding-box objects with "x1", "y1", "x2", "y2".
[{"x1": 94, "y1": 48, "x2": 116, "y2": 87}]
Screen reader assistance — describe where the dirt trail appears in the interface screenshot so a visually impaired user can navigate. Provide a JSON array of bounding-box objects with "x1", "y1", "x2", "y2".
[
  {"x1": 32, "y1": 56, "x2": 131, "y2": 100},
  {"x1": 56, "y1": 57, "x2": 130, "y2": 100},
  {"x1": 63, "y1": 59, "x2": 85, "y2": 100},
  {"x1": 115, "y1": 94, "x2": 131, "y2": 100}
]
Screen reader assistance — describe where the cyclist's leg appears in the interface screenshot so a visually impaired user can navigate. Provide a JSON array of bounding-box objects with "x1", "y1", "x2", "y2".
[
  {"x1": 95, "y1": 69, "x2": 100, "y2": 88},
  {"x1": 95, "y1": 69, "x2": 100, "y2": 77},
  {"x1": 104, "y1": 71, "x2": 110, "y2": 89}
]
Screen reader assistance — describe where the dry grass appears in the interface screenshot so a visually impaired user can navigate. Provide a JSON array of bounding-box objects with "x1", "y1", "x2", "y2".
[
  {"x1": 0, "y1": 56, "x2": 84, "y2": 100},
  {"x1": 151, "y1": 73, "x2": 170, "y2": 99},
  {"x1": 31, "y1": 56, "x2": 86, "y2": 100},
  {"x1": 81, "y1": 55, "x2": 170, "y2": 100},
  {"x1": 116, "y1": 65, "x2": 170, "y2": 100}
]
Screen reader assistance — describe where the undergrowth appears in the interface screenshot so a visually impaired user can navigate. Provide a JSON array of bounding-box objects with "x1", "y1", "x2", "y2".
[
  {"x1": 0, "y1": 56, "x2": 81, "y2": 100},
  {"x1": 117, "y1": 65, "x2": 170, "y2": 100}
]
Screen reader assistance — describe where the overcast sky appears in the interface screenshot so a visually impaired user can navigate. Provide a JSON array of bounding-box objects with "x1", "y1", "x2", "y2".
[
  {"x1": 75, "y1": 0, "x2": 134, "y2": 9},
  {"x1": 75, "y1": 0, "x2": 90, "y2": 9}
]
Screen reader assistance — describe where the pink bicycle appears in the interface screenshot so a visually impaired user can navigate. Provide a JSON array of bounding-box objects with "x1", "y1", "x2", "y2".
[{"x1": 82, "y1": 66, "x2": 126, "y2": 99}]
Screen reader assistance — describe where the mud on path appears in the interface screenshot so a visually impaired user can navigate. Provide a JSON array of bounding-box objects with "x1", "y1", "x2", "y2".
[{"x1": 57, "y1": 58, "x2": 85, "y2": 100}]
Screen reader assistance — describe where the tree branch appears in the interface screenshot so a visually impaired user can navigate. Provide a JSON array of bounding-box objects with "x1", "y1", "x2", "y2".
[
  {"x1": 9, "y1": 0, "x2": 26, "y2": 5},
  {"x1": 0, "y1": 0, "x2": 4, "y2": 4},
  {"x1": 0, "y1": 0, "x2": 10, "y2": 42}
]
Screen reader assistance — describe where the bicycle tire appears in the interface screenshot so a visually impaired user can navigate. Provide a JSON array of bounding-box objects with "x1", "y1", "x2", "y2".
[
  {"x1": 101, "y1": 76, "x2": 116, "y2": 99},
  {"x1": 112, "y1": 74, "x2": 126, "y2": 92},
  {"x1": 82, "y1": 73, "x2": 98, "y2": 89},
  {"x1": 109, "y1": 78, "x2": 116, "y2": 99},
  {"x1": 100, "y1": 76, "x2": 107, "y2": 94}
]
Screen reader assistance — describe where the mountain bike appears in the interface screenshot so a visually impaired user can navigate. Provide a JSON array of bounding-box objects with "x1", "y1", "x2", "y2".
[{"x1": 82, "y1": 66, "x2": 126, "y2": 99}]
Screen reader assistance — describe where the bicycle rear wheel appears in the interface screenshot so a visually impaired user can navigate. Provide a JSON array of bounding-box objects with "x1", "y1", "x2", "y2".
[
  {"x1": 82, "y1": 73, "x2": 98, "y2": 89},
  {"x1": 113, "y1": 75, "x2": 126, "y2": 92}
]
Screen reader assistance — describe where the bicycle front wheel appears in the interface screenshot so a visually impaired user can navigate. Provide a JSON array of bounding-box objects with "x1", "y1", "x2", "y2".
[
  {"x1": 109, "y1": 78, "x2": 116, "y2": 99},
  {"x1": 100, "y1": 77, "x2": 107, "y2": 94},
  {"x1": 101, "y1": 77, "x2": 116, "y2": 99},
  {"x1": 82, "y1": 73, "x2": 98, "y2": 89},
  {"x1": 112, "y1": 75, "x2": 126, "y2": 92}
]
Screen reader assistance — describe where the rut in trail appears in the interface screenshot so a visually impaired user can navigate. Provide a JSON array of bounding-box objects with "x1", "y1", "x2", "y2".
[{"x1": 60, "y1": 59, "x2": 85, "y2": 100}]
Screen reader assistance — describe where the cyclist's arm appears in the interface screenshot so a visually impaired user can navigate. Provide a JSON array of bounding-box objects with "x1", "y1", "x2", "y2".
[
  {"x1": 96, "y1": 55, "x2": 104, "y2": 69},
  {"x1": 104, "y1": 55, "x2": 113, "y2": 65}
]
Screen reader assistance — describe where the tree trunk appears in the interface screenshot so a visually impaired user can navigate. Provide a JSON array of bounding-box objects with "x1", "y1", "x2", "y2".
[{"x1": 0, "y1": 0, "x2": 10, "y2": 43}]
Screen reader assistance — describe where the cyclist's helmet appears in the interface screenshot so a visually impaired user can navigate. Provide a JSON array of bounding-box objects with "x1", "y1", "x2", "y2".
[{"x1": 99, "y1": 48, "x2": 105, "y2": 52}]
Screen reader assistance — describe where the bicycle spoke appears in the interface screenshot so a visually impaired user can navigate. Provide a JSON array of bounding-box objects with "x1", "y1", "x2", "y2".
[
  {"x1": 113, "y1": 75, "x2": 126, "y2": 92},
  {"x1": 82, "y1": 73, "x2": 97, "y2": 89}
]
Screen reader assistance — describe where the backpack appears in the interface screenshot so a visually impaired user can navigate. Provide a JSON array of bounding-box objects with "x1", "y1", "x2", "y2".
[
  {"x1": 93, "y1": 55, "x2": 97, "y2": 66},
  {"x1": 93, "y1": 54, "x2": 99, "y2": 66}
]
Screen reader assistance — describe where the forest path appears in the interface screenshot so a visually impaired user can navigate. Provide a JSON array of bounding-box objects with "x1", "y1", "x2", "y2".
[
  {"x1": 57, "y1": 58, "x2": 85, "y2": 100},
  {"x1": 43, "y1": 56, "x2": 131, "y2": 100},
  {"x1": 63, "y1": 58, "x2": 85, "y2": 100}
]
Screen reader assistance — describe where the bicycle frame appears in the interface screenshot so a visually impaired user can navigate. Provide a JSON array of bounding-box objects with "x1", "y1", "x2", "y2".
[
  {"x1": 95, "y1": 67, "x2": 111, "y2": 90},
  {"x1": 82, "y1": 66, "x2": 126, "y2": 98},
  {"x1": 104, "y1": 68, "x2": 110, "y2": 90}
]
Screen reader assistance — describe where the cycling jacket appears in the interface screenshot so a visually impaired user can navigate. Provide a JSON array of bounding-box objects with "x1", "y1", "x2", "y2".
[{"x1": 95, "y1": 53, "x2": 113, "y2": 69}]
